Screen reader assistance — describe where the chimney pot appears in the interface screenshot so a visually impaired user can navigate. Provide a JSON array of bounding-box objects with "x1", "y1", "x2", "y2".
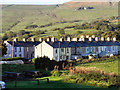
[
  {"x1": 92, "y1": 35, "x2": 95, "y2": 38},
  {"x1": 86, "y1": 35, "x2": 89, "y2": 38},
  {"x1": 80, "y1": 35, "x2": 85, "y2": 38}
]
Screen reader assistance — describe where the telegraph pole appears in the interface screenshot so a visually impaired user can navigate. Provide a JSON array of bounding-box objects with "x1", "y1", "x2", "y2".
[
  {"x1": 12, "y1": 40, "x2": 14, "y2": 58},
  {"x1": 59, "y1": 41, "x2": 60, "y2": 62}
]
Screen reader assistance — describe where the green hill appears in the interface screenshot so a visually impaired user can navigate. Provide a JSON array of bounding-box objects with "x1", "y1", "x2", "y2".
[{"x1": 1, "y1": 2, "x2": 118, "y2": 37}]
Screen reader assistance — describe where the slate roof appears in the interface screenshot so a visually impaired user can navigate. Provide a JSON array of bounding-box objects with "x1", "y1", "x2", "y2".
[
  {"x1": 7, "y1": 41, "x2": 41, "y2": 47},
  {"x1": 7, "y1": 40, "x2": 120, "y2": 48},
  {"x1": 46, "y1": 41, "x2": 120, "y2": 48}
]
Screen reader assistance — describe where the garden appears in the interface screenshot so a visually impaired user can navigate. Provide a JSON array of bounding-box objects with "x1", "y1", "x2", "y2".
[{"x1": 2, "y1": 56, "x2": 120, "y2": 89}]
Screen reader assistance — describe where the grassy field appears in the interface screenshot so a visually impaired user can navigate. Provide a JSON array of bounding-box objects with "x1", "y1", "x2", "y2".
[
  {"x1": 6, "y1": 76, "x2": 99, "y2": 88},
  {"x1": 2, "y1": 64, "x2": 35, "y2": 75},
  {"x1": 77, "y1": 58, "x2": 119, "y2": 75},
  {"x1": 2, "y1": 57, "x2": 119, "y2": 88},
  {"x1": 2, "y1": 4, "x2": 118, "y2": 37}
]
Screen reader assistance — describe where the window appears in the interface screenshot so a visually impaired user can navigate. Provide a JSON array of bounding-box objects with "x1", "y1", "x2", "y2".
[
  {"x1": 61, "y1": 48, "x2": 64, "y2": 52},
  {"x1": 19, "y1": 54, "x2": 21, "y2": 57},
  {"x1": 60, "y1": 56, "x2": 62, "y2": 59},
  {"x1": 67, "y1": 48, "x2": 69, "y2": 53},
  {"x1": 31, "y1": 54, "x2": 33, "y2": 58},
  {"x1": 113, "y1": 46, "x2": 114, "y2": 50},
  {"x1": 55, "y1": 57, "x2": 58, "y2": 60},
  {"x1": 27, "y1": 47, "x2": 29, "y2": 52},
  {"x1": 105, "y1": 48, "x2": 107, "y2": 51},
  {"x1": 91, "y1": 47, "x2": 92, "y2": 52},
  {"x1": 56, "y1": 49, "x2": 57, "y2": 53},
  {"x1": 37, "y1": 55, "x2": 39, "y2": 58},
  {"x1": 19, "y1": 47, "x2": 21, "y2": 52},
  {"x1": 96, "y1": 47, "x2": 98, "y2": 52},
  {"x1": 66, "y1": 56, "x2": 69, "y2": 60},
  {"x1": 15, "y1": 54, "x2": 17, "y2": 57},
  {"x1": 15, "y1": 47, "x2": 17, "y2": 52},
  {"x1": 101, "y1": 47, "x2": 103, "y2": 51},
  {"x1": 86, "y1": 47, "x2": 89, "y2": 52},
  {"x1": 63, "y1": 56, "x2": 65, "y2": 60}
]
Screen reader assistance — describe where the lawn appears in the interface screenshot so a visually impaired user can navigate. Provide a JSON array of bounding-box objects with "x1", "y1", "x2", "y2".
[
  {"x1": 77, "y1": 58, "x2": 119, "y2": 75},
  {"x1": 6, "y1": 76, "x2": 99, "y2": 88},
  {"x1": 2, "y1": 64, "x2": 35, "y2": 75}
]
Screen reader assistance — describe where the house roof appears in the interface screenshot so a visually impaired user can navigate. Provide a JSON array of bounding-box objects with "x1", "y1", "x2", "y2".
[
  {"x1": 7, "y1": 41, "x2": 41, "y2": 47},
  {"x1": 45, "y1": 41, "x2": 120, "y2": 48}
]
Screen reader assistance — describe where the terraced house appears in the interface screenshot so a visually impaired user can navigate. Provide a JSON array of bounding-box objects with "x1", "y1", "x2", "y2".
[
  {"x1": 4, "y1": 35, "x2": 120, "y2": 61},
  {"x1": 35, "y1": 36, "x2": 120, "y2": 62},
  {"x1": 4, "y1": 38, "x2": 40, "y2": 59}
]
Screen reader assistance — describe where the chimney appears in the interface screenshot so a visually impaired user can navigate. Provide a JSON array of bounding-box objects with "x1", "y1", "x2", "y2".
[
  {"x1": 67, "y1": 37, "x2": 71, "y2": 42},
  {"x1": 89, "y1": 37, "x2": 92, "y2": 41},
  {"x1": 72, "y1": 38, "x2": 78, "y2": 41},
  {"x1": 46, "y1": 37, "x2": 50, "y2": 42},
  {"x1": 39, "y1": 38, "x2": 43, "y2": 42},
  {"x1": 80, "y1": 35, "x2": 85, "y2": 38},
  {"x1": 23, "y1": 38, "x2": 27, "y2": 42},
  {"x1": 79, "y1": 38, "x2": 85, "y2": 41},
  {"x1": 86, "y1": 34, "x2": 89, "y2": 38},
  {"x1": 31, "y1": 37, "x2": 35, "y2": 42},
  {"x1": 95, "y1": 37, "x2": 99, "y2": 41},
  {"x1": 92, "y1": 35, "x2": 95, "y2": 38},
  {"x1": 51, "y1": 37, "x2": 56, "y2": 42},
  {"x1": 78, "y1": 38, "x2": 82, "y2": 41},
  {"x1": 113, "y1": 37, "x2": 116, "y2": 41},
  {"x1": 13, "y1": 38, "x2": 18, "y2": 42},
  {"x1": 59, "y1": 37, "x2": 64, "y2": 42},
  {"x1": 101, "y1": 37, "x2": 104, "y2": 41},
  {"x1": 107, "y1": 37, "x2": 110, "y2": 41}
]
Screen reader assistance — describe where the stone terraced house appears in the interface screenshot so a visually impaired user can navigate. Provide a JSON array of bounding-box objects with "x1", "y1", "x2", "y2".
[{"x1": 3, "y1": 36, "x2": 120, "y2": 61}]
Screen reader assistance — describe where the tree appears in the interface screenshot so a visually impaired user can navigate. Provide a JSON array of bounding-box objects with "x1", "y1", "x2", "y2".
[
  {"x1": 0, "y1": 41, "x2": 7, "y2": 56},
  {"x1": 75, "y1": 31, "x2": 83, "y2": 37},
  {"x1": 18, "y1": 30, "x2": 26, "y2": 35},
  {"x1": 2, "y1": 33, "x2": 8, "y2": 40},
  {"x1": 58, "y1": 29, "x2": 65, "y2": 35}
]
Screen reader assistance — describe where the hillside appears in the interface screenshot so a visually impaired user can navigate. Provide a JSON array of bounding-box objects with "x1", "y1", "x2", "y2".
[
  {"x1": 63, "y1": 1, "x2": 118, "y2": 7},
  {"x1": 1, "y1": 2, "x2": 118, "y2": 38}
]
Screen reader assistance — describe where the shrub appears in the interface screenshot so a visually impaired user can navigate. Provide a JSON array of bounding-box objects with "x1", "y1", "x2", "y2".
[
  {"x1": 2, "y1": 57, "x2": 23, "y2": 61},
  {"x1": 51, "y1": 70, "x2": 61, "y2": 77},
  {"x1": 32, "y1": 58, "x2": 36, "y2": 63},
  {"x1": 76, "y1": 77, "x2": 84, "y2": 83}
]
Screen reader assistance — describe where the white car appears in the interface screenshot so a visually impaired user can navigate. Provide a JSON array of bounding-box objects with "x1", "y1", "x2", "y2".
[{"x1": 0, "y1": 81, "x2": 5, "y2": 89}]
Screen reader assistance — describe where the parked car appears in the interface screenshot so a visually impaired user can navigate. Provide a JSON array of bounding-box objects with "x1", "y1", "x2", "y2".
[{"x1": 0, "y1": 81, "x2": 5, "y2": 89}]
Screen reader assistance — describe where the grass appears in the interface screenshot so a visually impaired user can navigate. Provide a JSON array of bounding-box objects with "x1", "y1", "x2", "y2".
[
  {"x1": 2, "y1": 4, "x2": 118, "y2": 36},
  {"x1": 6, "y1": 76, "x2": 99, "y2": 88},
  {"x1": 77, "y1": 58, "x2": 119, "y2": 75},
  {"x1": 2, "y1": 64, "x2": 35, "y2": 75}
]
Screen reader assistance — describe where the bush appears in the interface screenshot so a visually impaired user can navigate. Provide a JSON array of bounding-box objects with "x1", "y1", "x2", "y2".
[
  {"x1": 32, "y1": 58, "x2": 36, "y2": 63},
  {"x1": 2, "y1": 57, "x2": 23, "y2": 61},
  {"x1": 51, "y1": 70, "x2": 61, "y2": 77}
]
